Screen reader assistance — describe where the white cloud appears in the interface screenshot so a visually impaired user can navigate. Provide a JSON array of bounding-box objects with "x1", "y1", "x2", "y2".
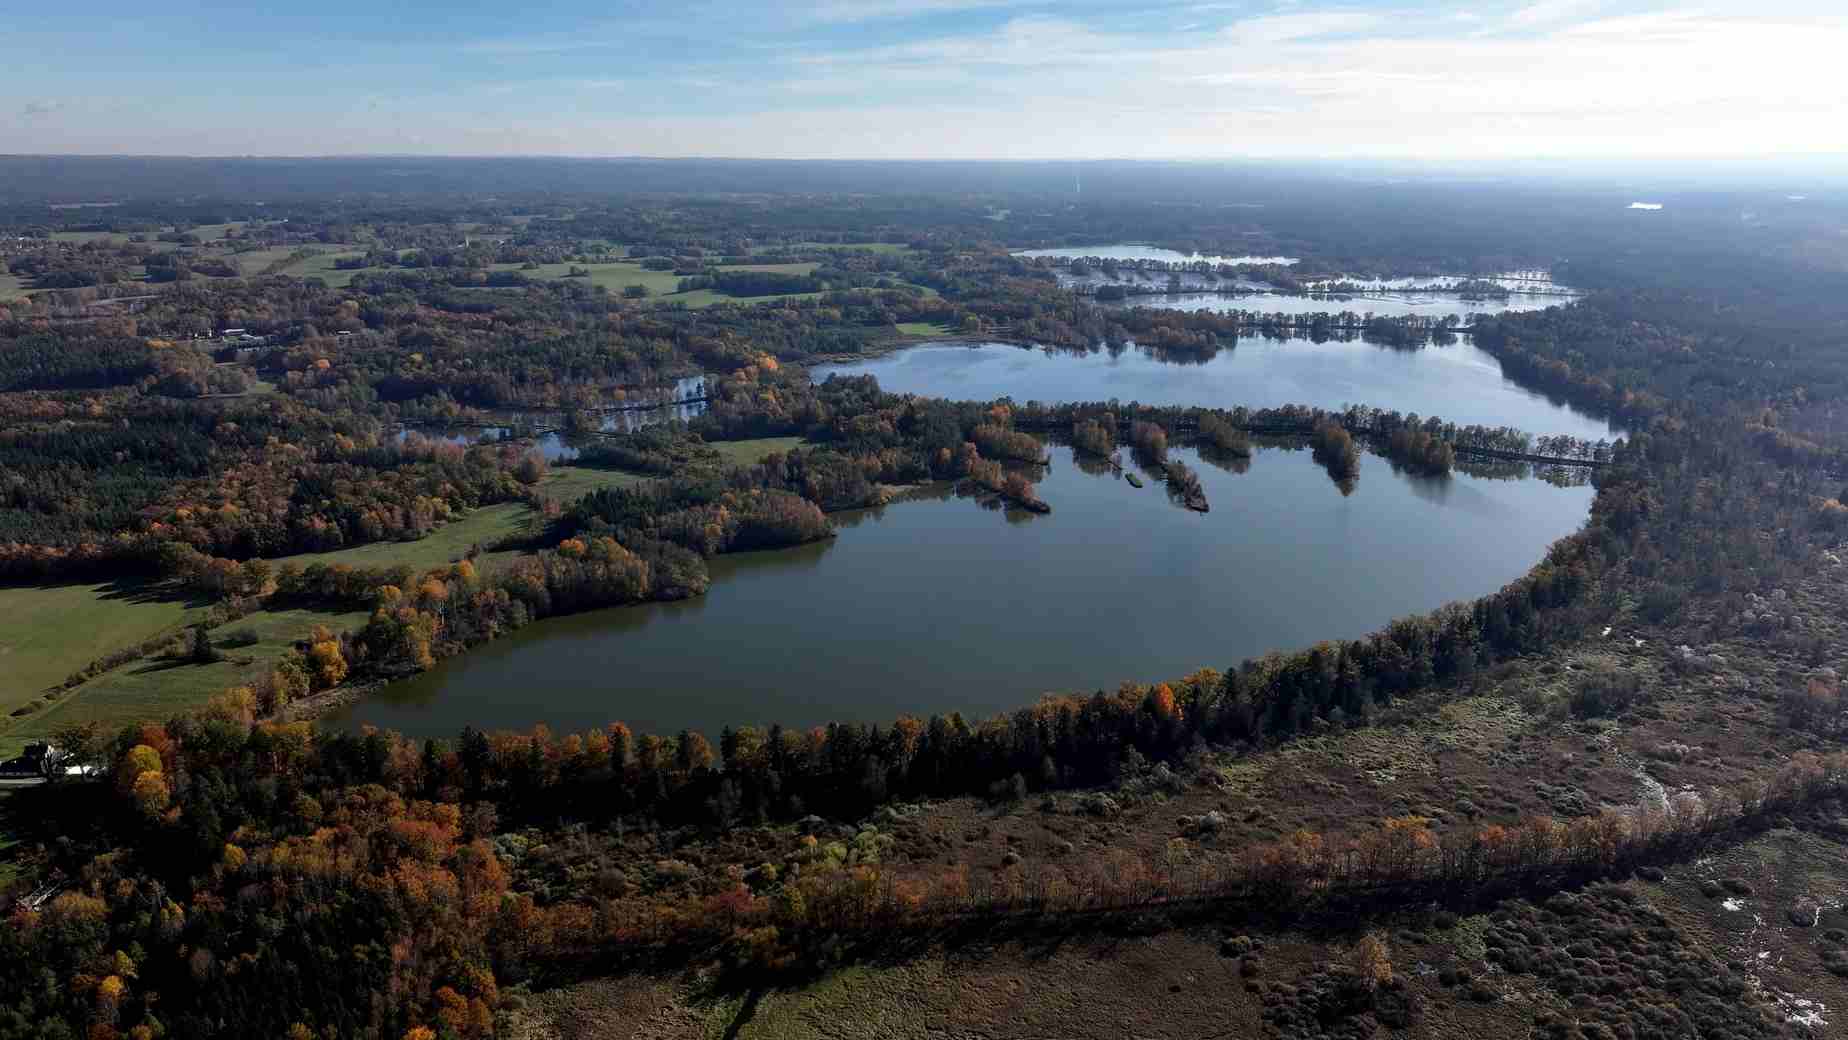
[
  {"x1": 1507, "y1": 0, "x2": 1603, "y2": 29},
  {"x1": 1220, "y1": 11, "x2": 1385, "y2": 45},
  {"x1": 15, "y1": 3, "x2": 1848, "y2": 159},
  {"x1": 800, "y1": 16, "x2": 1133, "y2": 68}
]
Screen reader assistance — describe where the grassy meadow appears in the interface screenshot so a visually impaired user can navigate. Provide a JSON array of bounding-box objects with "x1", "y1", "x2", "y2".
[
  {"x1": 756, "y1": 241, "x2": 917, "y2": 255},
  {"x1": 894, "y1": 322, "x2": 954, "y2": 336},
  {"x1": 0, "y1": 271, "x2": 30, "y2": 302},
  {"x1": 0, "y1": 583, "x2": 205, "y2": 715},
  {"x1": 2, "y1": 605, "x2": 371, "y2": 756},
  {"x1": 487, "y1": 260, "x2": 823, "y2": 307}
]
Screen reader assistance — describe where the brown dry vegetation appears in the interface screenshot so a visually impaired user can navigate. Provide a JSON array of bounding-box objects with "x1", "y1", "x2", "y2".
[
  {"x1": 497, "y1": 546, "x2": 1848, "y2": 1038},
  {"x1": 510, "y1": 825, "x2": 1848, "y2": 1040}
]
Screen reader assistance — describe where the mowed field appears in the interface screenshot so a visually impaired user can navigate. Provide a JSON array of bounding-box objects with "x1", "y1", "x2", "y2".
[
  {"x1": 0, "y1": 583, "x2": 204, "y2": 714},
  {"x1": 267, "y1": 250, "x2": 374, "y2": 287},
  {"x1": 262, "y1": 466, "x2": 648, "y2": 575},
  {"x1": 2, "y1": 604, "x2": 371, "y2": 755},
  {"x1": 895, "y1": 322, "x2": 954, "y2": 336},
  {"x1": 710, "y1": 436, "x2": 803, "y2": 465},
  {"x1": 229, "y1": 246, "x2": 317, "y2": 277},
  {"x1": 262, "y1": 256, "x2": 828, "y2": 301},
  {"x1": 755, "y1": 241, "x2": 917, "y2": 255},
  {"x1": 275, "y1": 501, "x2": 538, "y2": 575},
  {"x1": 49, "y1": 223, "x2": 247, "y2": 248},
  {"x1": 488, "y1": 260, "x2": 822, "y2": 307}
]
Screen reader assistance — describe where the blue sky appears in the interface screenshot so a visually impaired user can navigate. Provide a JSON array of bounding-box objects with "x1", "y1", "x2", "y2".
[{"x1": 6, "y1": 0, "x2": 1844, "y2": 158}]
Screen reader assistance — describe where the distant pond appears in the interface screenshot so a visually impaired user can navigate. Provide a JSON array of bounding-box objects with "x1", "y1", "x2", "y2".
[
  {"x1": 394, "y1": 375, "x2": 709, "y2": 461},
  {"x1": 1014, "y1": 244, "x2": 1300, "y2": 265},
  {"x1": 812, "y1": 339, "x2": 1622, "y2": 441},
  {"x1": 1093, "y1": 289, "x2": 1568, "y2": 319},
  {"x1": 330, "y1": 439, "x2": 1593, "y2": 742}
]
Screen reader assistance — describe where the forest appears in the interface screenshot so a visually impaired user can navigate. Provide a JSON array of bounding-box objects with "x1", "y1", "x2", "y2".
[{"x1": 3, "y1": 168, "x2": 1848, "y2": 1039}]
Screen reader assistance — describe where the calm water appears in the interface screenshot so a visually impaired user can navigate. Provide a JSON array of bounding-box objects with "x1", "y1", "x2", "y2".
[
  {"x1": 1303, "y1": 270, "x2": 1575, "y2": 293},
  {"x1": 395, "y1": 376, "x2": 709, "y2": 461},
  {"x1": 1097, "y1": 289, "x2": 1568, "y2": 319},
  {"x1": 813, "y1": 340, "x2": 1622, "y2": 440},
  {"x1": 330, "y1": 441, "x2": 1592, "y2": 741},
  {"x1": 1016, "y1": 245, "x2": 1300, "y2": 265}
]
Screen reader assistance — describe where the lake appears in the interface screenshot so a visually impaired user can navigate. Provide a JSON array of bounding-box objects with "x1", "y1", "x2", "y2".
[
  {"x1": 329, "y1": 439, "x2": 1593, "y2": 742},
  {"x1": 1303, "y1": 271, "x2": 1576, "y2": 293},
  {"x1": 1016, "y1": 245, "x2": 1300, "y2": 265},
  {"x1": 1093, "y1": 289, "x2": 1568, "y2": 319},
  {"x1": 812, "y1": 340, "x2": 1622, "y2": 441}
]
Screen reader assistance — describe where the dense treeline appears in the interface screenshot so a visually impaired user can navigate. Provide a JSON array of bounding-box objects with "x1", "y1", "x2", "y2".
[
  {"x1": 676, "y1": 270, "x2": 826, "y2": 296},
  {"x1": 0, "y1": 399, "x2": 538, "y2": 579},
  {"x1": 565, "y1": 482, "x2": 832, "y2": 558},
  {"x1": 1011, "y1": 399, "x2": 1613, "y2": 464},
  {"x1": 10, "y1": 686, "x2": 1836, "y2": 1040}
]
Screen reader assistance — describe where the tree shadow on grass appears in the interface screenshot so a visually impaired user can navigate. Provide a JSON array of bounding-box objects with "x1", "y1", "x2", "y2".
[
  {"x1": 718, "y1": 988, "x2": 763, "y2": 1040},
  {"x1": 86, "y1": 577, "x2": 215, "y2": 610},
  {"x1": 124, "y1": 657, "x2": 195, "y2": 676}
]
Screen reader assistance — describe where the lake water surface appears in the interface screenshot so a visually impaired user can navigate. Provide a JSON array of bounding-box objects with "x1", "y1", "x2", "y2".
[
  {"x1": 1099, "y1": 289, "x2": 1567, "y2": 319},
  {"x1": 336, "y1": 336, "x2": 1612, "y2": 741},
  {"x1": 331, "y1": 440, "x2": 1593, "y2": 741},
  {"x1": 1016, "y1": 245, "x2": 1299, "y2": 265},
  {"x1": 813, "y1": 340, "x2": 1622, "y2": 440}
]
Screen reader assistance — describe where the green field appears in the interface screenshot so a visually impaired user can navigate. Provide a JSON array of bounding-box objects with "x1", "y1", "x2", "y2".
[
  {"x1": 268, "y1": 250, "x2": 375, "y2": 286},
  {"x1": 895, "y1": 322, "x2": 954, "y2": 336},
  {"x1": 274, "y1": 501, "x2": 537, "y2": 574},
  {"x1": 532, "y1": 466, "x2": 648, "y2": 500},
  {"x1": 3, "y1": 604, "x2": 371, "y2": 753},
  {"x1": 709, "y1": 436, "x2": 803, "y2": 465},
  {"x1": 47, "y1": 230, "x2": 184, "y2": 252},
  {"x1": 488, "y1": 260, "x2": 822, "y2": 307},
  {"x1": 228, "y1": 246, "x2": 312, "y2": 277},
  {"x1": 758, "y1": 241, "x2": 916, "y2": 255},
  {"x1": 48, "y1": 230, "x2": 128, "y2": 245},
  {"x1": 0, "y1": 271, "x2": 30, "y2": 302},
  {"x1": 0, "y1": 583, "x2": 205, "y2": 715},
  {"x1": 256, "y1": 254, "x2": 836, "y2": 303},
  {"x1": 187, "y1": 223, "x2": 241, "y2": 241}
]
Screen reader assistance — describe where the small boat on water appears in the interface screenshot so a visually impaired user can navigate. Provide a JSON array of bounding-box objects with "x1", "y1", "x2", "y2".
[{"x1": 1125, "y1": 472, "x2": 1144, "y2": 488}]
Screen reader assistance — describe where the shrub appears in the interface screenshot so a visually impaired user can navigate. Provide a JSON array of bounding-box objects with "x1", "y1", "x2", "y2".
[{"x1": 1569, "y1": 667, "x2": 1645, "y2": 718}]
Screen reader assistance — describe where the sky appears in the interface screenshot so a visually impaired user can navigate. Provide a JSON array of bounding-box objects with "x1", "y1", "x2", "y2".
[{"x1": 5, "y1": 1, "x2": 1846, "y2": 159}]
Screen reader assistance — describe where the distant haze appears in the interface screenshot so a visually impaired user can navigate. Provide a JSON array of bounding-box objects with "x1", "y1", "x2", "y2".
[{"x1": 6, "y1": 1, "x2": 1846, "y2": 160}]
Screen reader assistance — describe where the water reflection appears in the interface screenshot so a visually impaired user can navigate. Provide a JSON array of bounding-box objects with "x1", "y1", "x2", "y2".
[
  {"x1": 814, "y1": 339, "x2": 1622, "y2": 441},
  {"x1": 333, "y1": 440, "x2": 1594, "y2": 741},
  {"x1": 393, "y1": 376, "x2": 711, "y2": 461},
  {"x1": 1015, "y1": 245, "x2": 1299, "y2": 265}
]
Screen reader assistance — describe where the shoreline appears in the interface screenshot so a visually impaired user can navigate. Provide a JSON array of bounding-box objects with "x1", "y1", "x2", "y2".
[{"x1": 278, "y1": 677, "x2": 390, "y2": 724}]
